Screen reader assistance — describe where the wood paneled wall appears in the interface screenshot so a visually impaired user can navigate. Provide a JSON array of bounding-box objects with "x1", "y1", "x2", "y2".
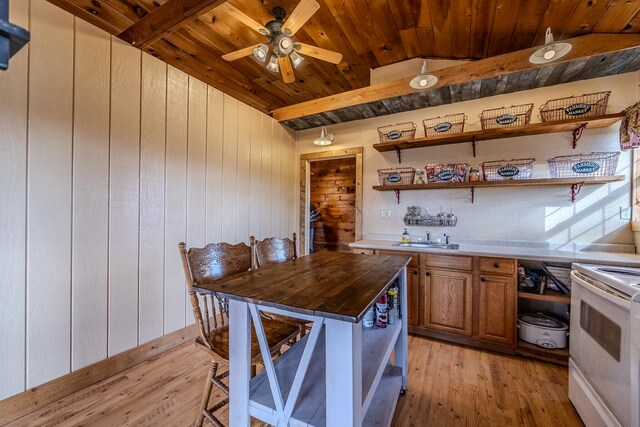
[
  {"x1": 0, "y1": 0, "x2": 295, "y2": 400},
  {"x1": 310, "y1": 158, "x2": 356, "y2": 252}
]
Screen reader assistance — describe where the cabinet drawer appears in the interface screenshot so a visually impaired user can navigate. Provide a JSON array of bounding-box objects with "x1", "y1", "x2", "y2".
[
  {"x1": 478, "y1": 257, "x2": 516, "y2": 275},
  {"x1": 376, "y1": 249, "x2": 419, "y2": 267},
  {"x1": 352, "y1": 248, "x2": 374, "y2": 255},
  {"x1": 424, "y1": 254, "x2": 472, "y2": 271}
]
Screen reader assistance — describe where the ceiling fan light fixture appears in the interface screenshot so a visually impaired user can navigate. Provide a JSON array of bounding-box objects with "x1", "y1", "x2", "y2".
[
  {"x1": 313, "y1": 126, "x2": 334, "y2": 146},
  {"x1": 253, "y1": 44, "x2": 269, "y2": 62},
  {"x1": 275, "y1": 34, "x2": 294, "y2": 55},
  {"x1": 529, "y1": 27, "x2": 572, "y2": 64},
  {"x1": 266, "y1": 55, "x2": 280, "y2": 73},
  {"x1": 410, "y1": 59, "x2": 438, "y2": 90},
  {"x1": 290, "y1": 51, "x2": 304, "y2": 68}
]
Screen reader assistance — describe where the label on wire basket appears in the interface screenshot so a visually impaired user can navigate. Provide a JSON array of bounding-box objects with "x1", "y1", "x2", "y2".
[
  {"x1": 386, "y1": 130, "x2": 402, "y2": 139},
  {"x1": 386, "y1": 173, "x2": 402, "y2": 183},
  {"x1": 436, "y1": 170, "x2": 455, "y2": 181},
  {"x1": 572, "y1": 161, "x2": 600, "y2": 174},
  {"x1": 434, "y1": 122, "x2": 452, "y2": 132},
  {"x1": 497, "y1": 165, "x2": 520, "y2": 177},
  {"x1": 495, "y1": 114, "x2": 518, "y2": 125},
  {"x1": 565, "y1": 103, "x2": 591, "y2": 116}
]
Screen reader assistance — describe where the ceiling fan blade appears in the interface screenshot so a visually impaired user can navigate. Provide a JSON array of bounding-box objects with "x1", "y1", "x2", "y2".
[
  {"x1": 295, "y1": 42, "x2": 342, "y2": 64},
  {"x1": 216, "y1": 3, "x2": 269, "y2": 36},
  {"x1": 279, "y1": 55, "x2": 296, "y2": 83},
  {"x1": 282, "y1": 0, "x2": 319, "y2": 36},
  {"x1": 222, "y1": 44, "x2": 263, "y2": 62}
]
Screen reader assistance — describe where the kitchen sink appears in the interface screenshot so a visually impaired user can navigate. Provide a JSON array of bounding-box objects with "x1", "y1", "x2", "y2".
[{"x1": 393, "y1": 242, "x2": 460, "y2": 250}]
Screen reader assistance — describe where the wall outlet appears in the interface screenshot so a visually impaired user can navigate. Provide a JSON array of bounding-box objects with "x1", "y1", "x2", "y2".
[
  {"x1": 620, "y1": 206, "x2": 632, "y2": 220},
  {"x1": 380, "y1": 209, "x2": 391, "y2": 219}
]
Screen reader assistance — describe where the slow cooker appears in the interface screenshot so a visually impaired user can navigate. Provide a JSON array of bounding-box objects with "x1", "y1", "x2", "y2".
[{"x1": 517, "y1": 312, "x2": 568, "y2": 349}]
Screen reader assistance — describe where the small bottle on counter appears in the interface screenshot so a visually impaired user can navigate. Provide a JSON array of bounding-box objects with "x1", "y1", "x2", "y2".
[
  {"x1": 363, "y1": 307, "x2": 375, "y2": 328},
  {"x1": 469, "y1": 167, "x2": 480, "y2": 182},
  {"x1": 402, "y1": 228, "x2": 410, "y2": 243}
]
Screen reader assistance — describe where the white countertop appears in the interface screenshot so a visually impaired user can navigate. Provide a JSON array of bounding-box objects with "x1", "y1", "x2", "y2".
[{"x1": 350, "y1": 239, "x2": 640, "y2": 266}]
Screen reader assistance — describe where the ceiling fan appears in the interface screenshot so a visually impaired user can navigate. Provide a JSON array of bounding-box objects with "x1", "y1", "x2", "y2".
[{"x1": 219, "y1": 0, "x2": 343, "y2": 84}]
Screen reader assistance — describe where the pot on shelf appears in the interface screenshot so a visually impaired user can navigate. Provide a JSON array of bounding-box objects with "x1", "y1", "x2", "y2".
[{"x1": 517, "y1": 312, "x2": 569, "y2": 349}]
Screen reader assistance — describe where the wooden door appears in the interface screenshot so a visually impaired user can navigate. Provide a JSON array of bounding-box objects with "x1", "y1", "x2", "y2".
[
  {"x1": 423, "y1": 268, "x2": 473, "y2": 336},
  {"x1": 407, "y1": 267, "x2": 419, "y2": 326},
  {"x1": 478, "y1": 273, "x2": 517, "y2": 346},
  {"x1": 309, "y1": 158, "x2": 356, "y2": 252}
]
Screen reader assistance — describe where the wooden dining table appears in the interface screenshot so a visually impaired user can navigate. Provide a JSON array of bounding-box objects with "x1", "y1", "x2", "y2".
[{"x1": 192, "y1": 250, "x2": 411, "y2": 427}]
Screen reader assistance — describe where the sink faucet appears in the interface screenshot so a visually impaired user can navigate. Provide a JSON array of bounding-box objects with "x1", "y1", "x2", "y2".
[{"x1": 443, "y1": 233, "x2": 450, "y2": 245}]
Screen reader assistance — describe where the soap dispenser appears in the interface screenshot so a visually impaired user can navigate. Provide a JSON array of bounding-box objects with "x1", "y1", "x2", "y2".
[{"x1": 402, "y1": 228, "x2": 410, "y2": 243}]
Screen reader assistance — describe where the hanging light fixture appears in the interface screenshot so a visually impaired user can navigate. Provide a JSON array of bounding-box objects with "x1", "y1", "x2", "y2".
[
  {"x1": 266, "y1": 55, "x2": 280, "y2": 73},
  {"x1": 529, "y1": 28, "x2": 572, "y2": 64},
  {"x1": 313, "y1": 126, "x2": 334, "y2": 146},
  {"x1": 252, "y1": 44, "x2": 269, "y2": 62},
  {"x1": 409, "y1": 59, "x2": 438, "y2": 90},
  {"x1": 289, "y1": 51, "x2": 304, "y2": 68}
]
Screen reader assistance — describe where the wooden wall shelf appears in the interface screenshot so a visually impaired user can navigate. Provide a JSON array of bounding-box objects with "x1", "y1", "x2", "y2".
[
  {"x1": 373, "y1": 175, "x2": 625, "y2": 203},
  {"x1": 374, "y1": 113, "x2": 624, "y2": 162},
  {"x1": 517, "y1": 290, "x2": 571, "y2": 304}
]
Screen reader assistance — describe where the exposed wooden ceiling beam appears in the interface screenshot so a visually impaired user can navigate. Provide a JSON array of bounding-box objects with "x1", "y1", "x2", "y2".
[
  {"x1": 272, "y1": 33, "x2": 640, "y2": 122},
  {"x1": 118, "y1": 0, "x2": 228, "y2": 48}
]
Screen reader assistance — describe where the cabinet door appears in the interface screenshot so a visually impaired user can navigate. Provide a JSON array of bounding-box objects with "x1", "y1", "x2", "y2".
[
  {"x1": 407, "y1": 267, "x2": 419, "y2": 326},
  {"x1": 423, "y1": 268, "x2": 473, "y2": 336},
  {"x1": 478, "y1": 273, "x2": 516, "y2": 346}
]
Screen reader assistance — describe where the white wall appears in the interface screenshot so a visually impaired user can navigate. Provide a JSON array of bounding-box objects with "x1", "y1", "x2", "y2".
[
  {"x1": 0, "y1": 0, "x2": 296, "y2": 399},
  {"x1": 297, "y1": 73, "x2": 638, "y2": 248}
]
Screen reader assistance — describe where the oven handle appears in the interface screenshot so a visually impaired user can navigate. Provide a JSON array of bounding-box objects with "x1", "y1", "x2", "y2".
[{"x1": 571, "y1": 270, "x2": 631, "y2": 309}]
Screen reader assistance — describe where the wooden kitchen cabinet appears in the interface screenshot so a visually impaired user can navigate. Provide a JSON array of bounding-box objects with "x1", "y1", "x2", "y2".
[
  {"x1": 407, "y1": 267, "x2": 419, "y2": 326},
  {"x1": 423, "y1": 267, "x2": 473, "y2": 336},
  {"x1": 478, "y1": 273, "x2": 516, "y2": 346}
]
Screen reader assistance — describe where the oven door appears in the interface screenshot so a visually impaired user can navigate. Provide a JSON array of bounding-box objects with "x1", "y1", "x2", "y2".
[{"x1": 570, "y1": 270, "x2": 631, "y2": 427}]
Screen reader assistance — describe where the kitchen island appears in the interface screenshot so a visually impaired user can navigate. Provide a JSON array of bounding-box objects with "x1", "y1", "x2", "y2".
[{"x1": 193, "y1": 251, "x2": 411, "y2": 427}]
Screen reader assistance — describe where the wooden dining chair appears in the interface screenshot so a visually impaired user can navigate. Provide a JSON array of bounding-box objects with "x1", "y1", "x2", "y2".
[
  {"x1": 178, "y1": 241, "x2": 299, "y2": 427},
  {"x1": 250, "y1": 234, "x2": 307, "y2": 337}
]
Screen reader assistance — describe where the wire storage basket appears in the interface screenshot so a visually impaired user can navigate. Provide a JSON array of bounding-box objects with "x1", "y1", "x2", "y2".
[
  {"x1": 482, "y1": 158, "x2": 535, "y2": 181},
  {"x1": 422, "y1": 113, "x2": 466, "y2": 137},
  {"x1": 377, "y1": 122, "x2": 417, "y2": 143},
  {"x1": 424, "y1": 163, "x2": 469, "y2": 183},
  {"x1": 377, "y1": 167, "x2": 416, "y2": 185},
  {"x1": 479, "y1": 103, "x2": 534, "y2": 130},
  {"x1": 548, "y1": 152, "x2": 620, "y2": 178},
  {"x1": 539, "y1": 91, "x2": 610, "y2": 122}
]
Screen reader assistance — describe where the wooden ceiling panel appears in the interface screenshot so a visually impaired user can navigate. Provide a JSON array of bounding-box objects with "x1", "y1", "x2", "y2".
[{"x1": 48, "y1": 0, "x2": 640, "y2": 119}]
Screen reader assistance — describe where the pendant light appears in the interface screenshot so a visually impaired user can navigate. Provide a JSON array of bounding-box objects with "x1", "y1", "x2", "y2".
[
  {"x1": 313, "y1": 126, "x2": 334, "y2": 146},
  {"x1": 529, "y1": 28, "x2": 572, "y2": 64},
  {"x1": 409, "y1": 59, "x2": 438, "y2": 90}
]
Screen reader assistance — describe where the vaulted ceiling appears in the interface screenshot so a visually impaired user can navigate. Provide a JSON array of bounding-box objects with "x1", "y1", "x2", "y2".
[{"x1": 49, "y1": 0, "x2": 640, "y2": 128}]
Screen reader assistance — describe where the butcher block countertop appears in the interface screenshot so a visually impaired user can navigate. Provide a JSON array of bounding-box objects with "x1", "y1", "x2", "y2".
[
  {"x1": 193, "y1": 251, "x2": 411, "y2": 323},
  {"x1": 350, "y1": 239, "x2": 640, "y2": 267}
]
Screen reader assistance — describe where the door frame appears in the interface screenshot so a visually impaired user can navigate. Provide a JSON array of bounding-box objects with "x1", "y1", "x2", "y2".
[{"x1": 299, "y1": 147, "x2": 363, "y2": 255}]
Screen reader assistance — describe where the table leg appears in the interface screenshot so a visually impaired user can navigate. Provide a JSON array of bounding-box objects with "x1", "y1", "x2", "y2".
[
  {"x1": 325, "y1": 318, "x2": 362, "y2": 426},
  {"x1": 229, "y1": 300, "x2": 251, "y2": 427},
  {"x1": 394, "y1": 266, "x2": 408, "y2": 391}
]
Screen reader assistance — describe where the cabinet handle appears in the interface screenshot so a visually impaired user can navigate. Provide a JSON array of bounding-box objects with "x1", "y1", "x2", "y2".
[
  {"x1": 480, "y1": 277, "x2": 486, "y2": 282},
  {"x1": 493, "y1": 262, "x2": 500, "y2": 268},
  {"x1": 413, "y1": 270, "x2": 418, "y2": 276},
  {"x1": 425, "y1": 272, "x2": 431, "y2": 277}
]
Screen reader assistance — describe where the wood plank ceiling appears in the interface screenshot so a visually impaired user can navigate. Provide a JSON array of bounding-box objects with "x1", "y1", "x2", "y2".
[{"x1": 48, "y1": 0, "x2": 640, "y2": 129}]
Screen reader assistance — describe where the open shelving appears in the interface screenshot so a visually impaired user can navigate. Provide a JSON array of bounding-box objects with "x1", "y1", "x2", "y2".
[
  {"x1": 518, "y1": 290, "x2": 571, "y2": 304},
  {"x1": 373, "y1": 175, "x2": 625, "y2": 203},
  {"x1": 374, "y1": 113, "x2": 624, "y2": 162}
]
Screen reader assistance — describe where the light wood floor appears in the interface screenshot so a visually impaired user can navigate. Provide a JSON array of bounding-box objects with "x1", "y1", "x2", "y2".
[{"x1": 5, "y1": 335, "x2": 583, "y2": 427}]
